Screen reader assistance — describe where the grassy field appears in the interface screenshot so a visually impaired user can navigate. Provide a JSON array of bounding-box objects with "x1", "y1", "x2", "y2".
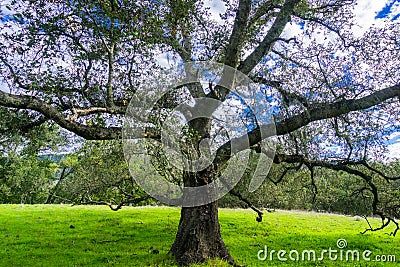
[{"x1": 0, "y1": 205, "x2": 398, "y2": 266}]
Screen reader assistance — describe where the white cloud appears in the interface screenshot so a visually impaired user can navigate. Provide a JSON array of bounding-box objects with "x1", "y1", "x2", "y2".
[
  {"x1": 155, "y1": 52, "x2": 177, "y2": 69},
  {"x1": 0, "y1": 80, "x2": 10, "y2": 93},
  {"x1": 387, "y1": 132, "x2": 400, "y2": 159},
  {"x1": 0, "y1": 1, "x2": 15, "y2": 16},
  {"x1": 389, "y1": 2, "x2": 400, "y2": 20},
  {"x1": 352, "y1": 0, "x2": 391, "y2": 36},
  {"x1": 281, "y1": 22, "x2": 303, "y2": 39},
  {"x1": 203, "y1": 0, "x2": 226, "y2": 24}
]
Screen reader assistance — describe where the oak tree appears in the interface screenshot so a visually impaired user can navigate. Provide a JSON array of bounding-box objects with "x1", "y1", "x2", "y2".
[{"x1": 1, "y1": 0, "x2": 399, "y2": 265}]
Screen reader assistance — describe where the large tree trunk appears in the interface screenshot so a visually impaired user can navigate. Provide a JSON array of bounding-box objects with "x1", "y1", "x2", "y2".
[
  {"x1": 170, "y1": 201, "x2": 235, "y2": 266},
  {"x1": 168, "y1": 117, "x2": 236, "y2": 265}
]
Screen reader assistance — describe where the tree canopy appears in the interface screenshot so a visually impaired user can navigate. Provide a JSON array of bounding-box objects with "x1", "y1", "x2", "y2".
[{"x1": 1, "y1": 0, "x2": 399, "y2": 265}]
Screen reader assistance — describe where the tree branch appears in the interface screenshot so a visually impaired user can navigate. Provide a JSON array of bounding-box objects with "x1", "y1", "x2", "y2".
[
  {"x1": 66, "y1": 106, "x2": 126, "y2": 121},
  {"x1": 293, "y1": 12, "x2": 347, "y2": 45},
  {"x1": 268, "y1": 163, "x2": 302, "y2": 185},
  {"x1": 229, "y1": 189, "x2": 264, "y2": 222},
  {"x1": 361, "y1": 161, "x2": 400, "y2": 182},
  {"x1": 273, "y1": 153, "x2": 399, "y2": 236},
  {"x1": 224, "y1": 0, "x2": 252, "y2": 68},
  {"x1": 106, "y1": 42, "x2": 116, "y2": 108},
  {"x1": 249, "y1": 2, "x2": 280, "y2": 27},
  {"x1": 78, "y1": 195, "x2": 151, "y2": 211},
  {"x1": 213, "y1": 83, "x2": 400, "y2": 166},
  {"x1": 0, "y1": 91, "x2": 122, "y2": 140},
  {"x1": 238, "y1": 0, "x2": 301, "y2": 74},
  {"x1": 250, "y1": 75, "x2": 310, "y2": 107},
  {"x1": 361, "y1": 216, "x2": 399, "y2": 237}
]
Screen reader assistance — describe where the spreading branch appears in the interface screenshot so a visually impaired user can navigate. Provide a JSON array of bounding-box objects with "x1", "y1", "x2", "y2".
[
  {"x1": 224, "y1": 0, "x2": 252, "y2": 68},
  {"x1": 0, "y1": 91, "x2": 122, "y2": 140},
  {"x1": 78, "y1": 195, "x2": 150, "y2": 211},
  {"x1": 229, "y1": 189, "x2": 264, "y2": 222},
  {"x1": 213, "y1": 83, "x2": 400, "y2": 166},
  {"x1": 273, "y1": 153, "x2": 400, "y2": 236},
  {"x1": 238, "y1": 0, "x2": 301, "y2": 74}
]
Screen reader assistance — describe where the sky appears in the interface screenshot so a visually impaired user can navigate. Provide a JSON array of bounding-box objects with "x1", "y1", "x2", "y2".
[
  {"x1": 353, "y1": 0, "x2": 400, "y2": 34},
  {"x1": 0, "y1": 0, "x2": 399, "y2": 159}
]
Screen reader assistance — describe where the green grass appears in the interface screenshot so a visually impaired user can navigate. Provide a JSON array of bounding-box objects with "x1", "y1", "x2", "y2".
[{"x1": 0, "y1": 205, "x2": 398, "y2": 266}]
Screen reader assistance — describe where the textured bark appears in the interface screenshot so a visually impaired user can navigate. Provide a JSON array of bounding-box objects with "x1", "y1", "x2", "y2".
[
  {"x1": 0, "y1": 90, "x2": 122, "y2": 140},
  {"x1": 238, "y1": 0, "x2": 302, "y2": 75},
  {"x1": 224, "y1": 0, "x2": 252, "y2": 68},
  {"x1": 170, "y1": 201, "x2": 235, "y2": 266},
  {"x1": 168, "y1": 116, "x2": 235, "y2": 266}
]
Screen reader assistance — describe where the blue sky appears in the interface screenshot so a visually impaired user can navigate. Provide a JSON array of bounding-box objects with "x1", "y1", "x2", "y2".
[{"x1": 375, "y1": 0, "x2": 400, "y2": 20}]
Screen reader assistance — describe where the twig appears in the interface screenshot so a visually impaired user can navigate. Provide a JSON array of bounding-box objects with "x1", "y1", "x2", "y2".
[{"x1": 230, "y1": 190, "x2": 264, "y2": 222}]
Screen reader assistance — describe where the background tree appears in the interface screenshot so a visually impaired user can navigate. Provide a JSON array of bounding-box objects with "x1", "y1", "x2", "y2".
[
  {"x1": 0, "y1": 0, "x2": 399, "y2": 265},
  {"x1": 0, "y1": 107, "x2": 65, "y2": 203},
  {"x1": 50, "y1": 140, "x2": 151, "y2": 208},
  {"x1": 222, "y1": 160, "x2": 400, "y2": 219}
]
